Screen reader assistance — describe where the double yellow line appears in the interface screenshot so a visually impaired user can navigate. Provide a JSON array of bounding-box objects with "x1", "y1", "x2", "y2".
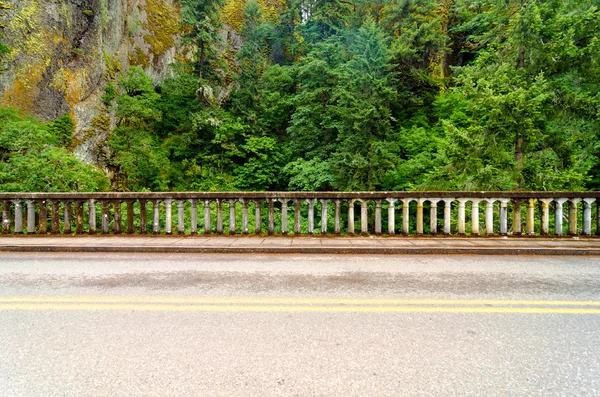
[{"x1": 1, "y1": 296, "x2": 600, "y2": 314}]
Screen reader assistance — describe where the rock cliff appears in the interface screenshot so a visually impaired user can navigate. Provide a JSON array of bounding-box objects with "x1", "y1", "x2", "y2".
[{"x1": 0, "y1": 0, "x2": 181, "y2": 164}]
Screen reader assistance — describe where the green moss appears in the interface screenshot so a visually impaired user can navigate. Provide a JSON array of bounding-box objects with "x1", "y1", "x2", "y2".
[
  {"x1": 142, "y1": 0, "x2": 180, "y2": 62},
  {"x1": 82, "y1": 9, "x2": 93, "y2": 16},
  {"x1": 103, "y1": 51, "x2": 122, "y2": 80},
  {"x1": 128, "y1": 46, "x2": 150, "y2": 69}
]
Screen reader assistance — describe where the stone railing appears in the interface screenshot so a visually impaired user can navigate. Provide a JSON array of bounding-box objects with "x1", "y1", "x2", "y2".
[{"x1": 0, "y1": 192, "x2": 599, "y2": 237}]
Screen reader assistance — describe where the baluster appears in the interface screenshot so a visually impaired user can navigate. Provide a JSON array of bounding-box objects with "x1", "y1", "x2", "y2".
[
  {"x1": 204, "y1": 200, "x2": 211, "y2": 235},
  {"x1": 471, "y1": 199, "x2": 481, "y2": 235},
  {"x1": 568, "y1": 199, "x2": 581, "y2": 235},
  {"x1": 216, "y1": 199, "x2": 223, "y2": 235},
  {"x1": 63, "y1": 201, "x2": 72, "y2": 234},
  {"x1": 281, "y1": 200, "x2": 288, "y2": 236},
  {"x1": 101, "y1": 200, "x2": 110, "y2": 234},
  {"x1": 13, "y1": 200, "x2": 23, "y2": 234},
  {"x1": 443, "y1": 199, "x2": 453, "y2": 235},
  {"x1": 242, "y1": 199, "x2": 249, "y2": 235},
  {"x1": 38, "y1": 200, "x2": 48, "y2": 234},
  {"x1": 268, "y1": 199, "x2": 275, "y2": 236},
  {"x1": 485, "y1": 199, "x2": 495, "y2": 235},
  {"x1": 88, "y1": 199, "x2": 96, "y2": 235},
  {"x1": 402, "y1": 199, "x2": 411, "y2": 235},
  {"x1": 334, "y1": 200, "x2": 341, "y2": 235},
  {"x1": 76, "y1": 201, "x2": 84, "y2": 234},
  {"x1": 457, "y1": 199, "x2": 467, "y2": 235},
  {"x1": 321, "y1": 199, "x2": 328, "y2": 235},
  {"x1": 51, "y1": 200, "x2": 60, "y2": 234},
  {"x1": 1, "y1": 200, "x2": 10, "y2": 234},
  {"x1": 526, "y1": 198, "x2": 536, "y2": 236},
  {"x1": 387, "y1": 199, "x2": 396, "y2": 235},
  {"x1": 178, "y1": 200, "x2": 185, "y2": 235},
  {"x1": 113, "y1": 201, "x2": 122, "y2": 235},
  {"x1": 294, "y1": 200, "x2": 301, "y2": 234},
  {"x1": 375, "y1": 200, "x2": 382, "y2": 236},
  {"x1": 153, "y1": 200, "x2": 161, "y2": 234},
  {"x1": 230, "y1": 199, "x2": 238, "y2": 235},
  {"x1": 255, "y1": 200, "x2": 262, "y2": 235},
  {"x1": 499, "y1": 199, "x2": 509, "y2": 236},
  {"x1": 554, "y1": 198, "x2": 567, "y2": 236},
  {"x1": 164, "y1": 199, "x2": 173, "y2": 235},
  {"x1": 360, "y1": 200, "x2": 368, "y2": 235},
  {"x1": 540, "y1": 199, "x2": 552, "y2": 236},
  {"x1": 348, "y1": 200, "x2": 355, "y2": 235},
  {"x1": 583, "y1": 199, "x2": 595, "y2": 236},
  {"x1": 596, "y1": 200, "x2": 600, "y2": 236},
  {"x1": 190, "y1": 199, "x2": 198, "y2": 235},
  {"x1": 139, "y1": 200, "x2": 147, "y2": 234},
  {"x1": 307, "y1": 199, "x2": 315, "y2": 235},
  {"x1": 513, "y1": 200, "x2": 523, "y2": 235},
  {"x1": 27, "y1": 201, "x2": 36, "y2": 234},
  {"x1": 126, "y1": 201, "x2": 135, "y2": 234},
  {"x1": 416, "y1": 199, "x2": 424, "y2": 235},
  {"x1": 429, "y1": 199, "x2": 441, "y2": 235}
]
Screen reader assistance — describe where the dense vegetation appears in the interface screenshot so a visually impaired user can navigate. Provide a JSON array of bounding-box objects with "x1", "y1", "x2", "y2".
[{"x1": 3, "y1": 0, "x2": 600, "y2": 192}]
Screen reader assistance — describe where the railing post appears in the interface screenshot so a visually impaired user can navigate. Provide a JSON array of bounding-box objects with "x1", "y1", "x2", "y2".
[
  {"x1": 204, "y1": 200, "x2": 211, "y2": 235},
  {"x1": 416, "y1": 199, "x2": 424, "y2": 235},
  {"x1": 63, "y1": 201, "x2": 72, "y2": 234},
  {"x1": 1, "y1": 200, "x2": 10, "y2": 234},
  {"x1": 255, "y1": 200, "x2": 262, "y2": 235},
  {"x1": 596, "y1": 200, "x2": 600, "y2": 236},
  {"x1": 375, "y1": 200, "x2": 382, "y2": 236},
  {"x1": 113, "y1": 201, "x2": 122, "y2": 235},
  {"x1": 294, "y1": 200, "x2": 301, "y2": 235},
  {"x1": 178, "y1": 200, "x2": 185, "y2": 235},
  {"x1": 321, "y1": 199, "x2": 328, "y2": 235},
  {"x1": 485, "y1": 199, "x2": 495, "y2": 235},
  {"x1": 387, "y1": 199, "x2": 396, "y2": 236},
  {"x1": 307, "y1": 199, "x2": 315, "y2": 235},
  {"x1": 190, "y1": 199, "x2": 198, "y2": 235},
  {"x1": 457, "y1": 199, "x2": 467, "y2": 235},
  {"x1": 526, "y1": 198, "x2": 536, "y2": 236},
  {"x1": 513, "y1": 200, "x2": 522, "y2": 235},
  {"x1": 126, "y1": 201, "x2": 135, "y2": 234},
  {"x1": 88, "y1": 199, "x2": 96, "y2": 235},
  {"x1": 27, "y1": 200, "x2": 36, "y2": 234},
  {"x1": 334, "y1": 200, "x2": 341, "y2": 235},
  {"x1": 38, "y1": 200, "x2": 48, "y2": 234},
  {"x1": 281, "y1": 200, "x2": 288, "y2": 236},
  {"x1": 471, "y1": 199, "x2": 481, "y2": 235},
  {"x1": 583, "y1": 199, "x2": 595, "y2": 236},
  {"x1": 443, "y1": 199, "x2": 453, "y2": 235},
  {"x1": 361, "y1": 200, "x2": 368, "y2": 236},
  {"x1": 499, "y1": 199, "x2": 509, "y2": 236},
  {"x1": 402, "y1": 199, "x2": 411, "y2": 235},
  {"x1": 229, "y1": 199, "x2": 237, "y2": 235},
  {"x1": 75, "y1": 201, "x2": 84, "y2": 235},
  {"x1": 568, "y1": 199, "x2": 581, "y2": 235},
  {"x1": 242, "y1": 199, "x2": 249, "y2": 235},
  {"x1": 164, "y1": 199, "x2": 173, "y2": 235},
  {"x1": 540, "y1": 199, "x2": 552, "y2": 236},
  {"x1": 348, "y1": 200, "x2": 355, "y2": 235},
  {"x1": 268, "y1": 199, "x2": 275, "y2": 236},
  {"x1": 13, "y1": 200, "x2": 23, "y2": 234},
  {"x1": 139, "y1": 200, "x2": 147, "y2": 235},
  {"x1": 153, "y1": 200, "x2": 161, "y2": 235},
  {"x1": 554, "y1": 198, "x2": 567, "y2": 236},
  {"x1": 429, "y1": 199, "x2": 441, "y2": 235},
  {"x1": 101, "y1": 200, "x2": 110, "y2": 234},
  {"x1": 216, "y1": 199, "x2": 224, "y2": 235},
  {"x1": 51, "y1": 200, "x2": 60, "y2": 234}
]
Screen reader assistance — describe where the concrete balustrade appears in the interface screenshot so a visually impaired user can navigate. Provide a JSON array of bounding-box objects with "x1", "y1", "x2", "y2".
[{"x1": 0, "y1": 192, "x2": 598, "y2": 237}]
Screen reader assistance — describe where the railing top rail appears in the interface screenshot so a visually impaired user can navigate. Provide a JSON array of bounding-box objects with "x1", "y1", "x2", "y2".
[{"x1": 0, "y1": 191, "x2": 599, "y2": 200}]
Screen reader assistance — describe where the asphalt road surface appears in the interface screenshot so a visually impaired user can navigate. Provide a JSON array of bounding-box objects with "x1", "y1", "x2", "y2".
[{"x1": 1, "y1": 253, "x2": 599, "y2": 396}]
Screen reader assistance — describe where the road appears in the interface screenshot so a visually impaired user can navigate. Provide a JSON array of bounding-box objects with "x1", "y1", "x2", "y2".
[{"x1": 1, "y1": 252, "x2": 600, "y2": 396}]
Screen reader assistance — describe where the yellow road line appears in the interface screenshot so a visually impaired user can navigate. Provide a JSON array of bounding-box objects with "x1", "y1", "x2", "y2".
[
  {"x1": 1, "y1": 303, "x2": 600, "y2": 314},
  {"x1": 1, "y1": 296, "x2": 600, "y2": 306}
]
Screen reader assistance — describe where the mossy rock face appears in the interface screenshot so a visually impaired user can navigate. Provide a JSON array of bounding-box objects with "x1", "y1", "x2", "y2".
[{"x1": 0, "y1": 0, "x2": 182, "y2": 166}]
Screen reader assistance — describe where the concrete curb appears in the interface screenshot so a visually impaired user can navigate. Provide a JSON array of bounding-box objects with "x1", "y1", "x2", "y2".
[{"x1": 2, "y1": 245, "x2": 600, "y2": 255}]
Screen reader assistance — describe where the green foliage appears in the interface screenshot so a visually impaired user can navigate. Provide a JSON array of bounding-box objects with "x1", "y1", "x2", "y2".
[
  {"x1": 47, "y1": 113, "x2": 74, "y2": 147},
  {"x1": 0, "y1": 108, "x2": 110, "y2": 192}
]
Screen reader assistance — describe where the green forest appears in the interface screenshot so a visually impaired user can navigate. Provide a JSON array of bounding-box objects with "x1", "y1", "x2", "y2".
[{"x1": 1, "y1": 0, "x2": 600, "y2": 192}]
